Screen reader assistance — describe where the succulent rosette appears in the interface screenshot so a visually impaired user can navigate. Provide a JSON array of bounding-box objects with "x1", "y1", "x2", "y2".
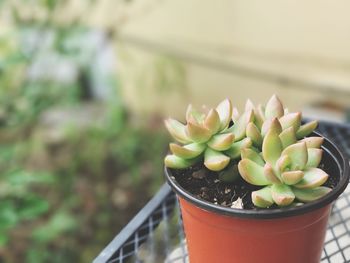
[
  {"x1": 236, "y1": 95, "x2": 318, "y2": 149},
  {"x1": 164, "y1": 99, "x2": 252, "y2": 171},
  {"x1": 238, "y1": 117, "x2": 331, "y2": 208}
]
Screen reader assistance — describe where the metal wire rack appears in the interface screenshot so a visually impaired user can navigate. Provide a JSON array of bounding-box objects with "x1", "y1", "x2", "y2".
[{"x1": 94, "y1": 121, "x2": 350, "y2": 263}]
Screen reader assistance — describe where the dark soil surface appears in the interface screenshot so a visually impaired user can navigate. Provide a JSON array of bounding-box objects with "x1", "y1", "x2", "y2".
[{"x1": 170, "y1": 160, "x2": 338, "y2": 210}]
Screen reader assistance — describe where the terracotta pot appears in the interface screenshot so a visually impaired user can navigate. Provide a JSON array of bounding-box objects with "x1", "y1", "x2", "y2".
[{"x1": 165, "y1": 132, "x2": 349, "y2": 263}]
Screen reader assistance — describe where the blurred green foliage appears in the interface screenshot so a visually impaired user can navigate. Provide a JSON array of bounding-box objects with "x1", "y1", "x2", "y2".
[{"x1": 0, "y1": 1, "x2": 170, "y2": 262}]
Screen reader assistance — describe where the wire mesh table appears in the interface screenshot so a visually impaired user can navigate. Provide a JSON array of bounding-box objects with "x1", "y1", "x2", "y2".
[{"x1": 94, "y1": 121, "x2": 350, "y2": 263}]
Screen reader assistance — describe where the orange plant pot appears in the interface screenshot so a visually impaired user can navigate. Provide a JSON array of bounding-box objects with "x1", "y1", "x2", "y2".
[
  {"x1": 165, "y1": 133, "x2": 349, "y2": 263},
  {"x1": 180, "y1": 197, "x2": 330, "y2": 263}
]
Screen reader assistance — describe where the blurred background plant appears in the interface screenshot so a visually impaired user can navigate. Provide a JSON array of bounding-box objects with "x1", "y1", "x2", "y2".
[{"x1": 0, "y1": 0, "x2": 178, "y2": 262}]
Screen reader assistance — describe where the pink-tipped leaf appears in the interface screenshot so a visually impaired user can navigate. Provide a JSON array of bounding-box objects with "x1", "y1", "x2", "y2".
[
  {"x1": 264, "y1": 163, "x2": 281, "y2": 184},
  {"x1": 306, "y1": 148, "x2": 323, "y2": 168},
  {"x1": 246, "y1": 122, "x2": 263, "y2": 147},
  {"x1": 281, "y1": 170, "x2": 304, "y2": 185},
  {"x1": 254, "y1": 104, "x2": 266, "y2": 129},
  {"x1": 279, "y1": 112, "x2": 301, "y2": 132},
  {"x1": 186, "y1": 104, "x2": 205, "y2": 124},
  {"x1": 225, "y1": 138, "x2": 252, "y2": 159},
  {"x1": 252, "y1": 186, "x2": 273, "y2": 208},
  {"x1": 245, "y1": 99, "x2": 255, "y2": 112},
  {"x1": 294, "y1": 168, "x2": 329, "y2": 189},
  {"x1": 229, "y1": 110, "x2": 254, "y2": 141},
  {"x1": 185, "y1": 121, "x2": 212, "y2": 143},
  {"x1": 281, "y1": 142, "x2": 308, "y2": 170},
  {"x1": 164, "y1": 118, "x2": 191, "y2": 144},
  {"x1": 169, "y1": 143, "x2": 206, "y2": 159},
  {"x1": 296, "y1": 120, "x2": 318, "y2": 139},
  {"x1": 204, "y1": 109, "x2": 221, "y2": 134},
  {"x1": 232, "y1": 107, "x2": 240, "y2": 122},
  {"x1": 241, "y1": 148, "x2": 265, "y2": 166},
  {"x1": 271, "y1": 184, "x2": 295, "y2": 206},
  {"x1": 300, "y1": 137, "x2": 324, "y2": 149},
  {"x1": 276, "y1": 155, "x2": 291, "y2": 173},
  {"x1": 265, "y1": 95, "x2": 284, "y2": 120},
  {"x1": 204, "y1": 148, "x2": 230, "y2": 171},
  {"x1": 262, "y1": 129, "x2": 283, "y2": 166},
  {"x1": 216, "y1": 99, "x2": 232, "y2": 130},
  {"x1": 279, "y1": 126, "x2": 297, "y2": 149},
  {"x1": 293, "y1": 186, "x2": 331, "y2": 202},
  {"x1": 238, "y1": 158, "x2": 270, "y2": 186},
  {"x1": 164, "y1": 154, "x2": 197, "y2": 169},
  {"x1": 261, "y1": 118, "x2": 282, "y2": 137},
  {"x1": 207, "y1": 133, "x2": 235, "y2": 151}
]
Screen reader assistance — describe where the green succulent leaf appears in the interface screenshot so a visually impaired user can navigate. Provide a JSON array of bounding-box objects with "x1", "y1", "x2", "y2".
[
  {"x1": 262, "y1": 129, "x2": 283, "y2": 166},
  {"x1": 246, "y1": 122, "x2": 262, "y2": 147},
  {"x1": 232, "y1": 107, "x2": 240, "y2": 122},
  {"x1": 252, "y1": 186, "x2": 273, "y2": 208},
  {"x1": 164, "y1": 155, "x2": 197, "y2": 169},
  {"x1": 293, "y1": 186, "x2": 331, "y2": 202},
  {"x1": 204, "y1": 148, "x2": 230, "y2": 171},
  {"x1": 264, "y1": 163, "x2": 281, "y2": 184},
  {"x1": 276, "y1": 155, "x2": 291, "y2": 173},
  {"x1": 281, "y1": 142, "x2": 308, "y2": 170},
  {"x1": 296, "y1": 121, "x2": 318, "y2": 139},
  {"x1": 225, "y1": 138, "x2": 252, "y2": 159},
  {"x1": 294, "y1": 168, "x2": 329, "y2": 189},
  {"x1": 261, "y1": 118, "x2": 282, "y2": 137},
  {"x1": 238, "y1": 158, "x2": 270, "y2": 186},
  {"x1": 279, "y1": 112, "x2": 301, "y2": 132},
  {"x1": 306, "y1": 148, "x2": 323, "y2": 168},
  {"x1": 186, "y1": 104, "x2": 205, "y2": 124},
  {"x1": 186, "y1": 121, "x2": 212, "y2": 143},
  {"x1": 164, "y1": 118, "x2": 191, "y2": 144},
  {"x1": 254, "y1": 104, "x2": 266, "y2": 129},
  {"x1": 169, "y1": 143, "x2": 206, "y2": 159},
  {"x1": 204, "y1": 109, "x2": 221, "y2": 134},
  {"x1": 300, "y1": 137, "x2": 324, "y2": 149},
  {"x1": 228, "y1": 110, "x2": 254, "y2": 141},
  {"x1": 281, "y1": 170, "x2": 304, "y2": 185},
  {"x1": 271, "y1": 184, "x2": 295, "y2": 206},
  {"x1": 216, "y1": 98, "x2": 232, "y2": 130},
  {"x1": 207, "y1": 133, "x2": 235, "y2": 151},
  {"x1": 279, "y1": 127, "x2": 297, "y2": 149},
  {"x1": 241, "y1": 148, "x2": 265, "y2": 166},
  {"x1": 245, "y1": 99, "x2": 255, "y2": 112},
  {"x1": 265, "y1": 95, "x2": 284, "y2": 120}
]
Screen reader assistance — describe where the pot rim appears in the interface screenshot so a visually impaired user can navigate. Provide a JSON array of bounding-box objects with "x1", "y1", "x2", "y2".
[{"x1": 164, "y1": 131, "x2": 350, "y2": 219}]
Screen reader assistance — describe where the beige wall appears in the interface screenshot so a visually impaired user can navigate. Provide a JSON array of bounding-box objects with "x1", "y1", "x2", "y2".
[
  {"x1": 120, "y1": 0, "x2": 350, "y2": 62},
  {"x1": 115, "y1": 0, "x2": 350, "y2": 118}
]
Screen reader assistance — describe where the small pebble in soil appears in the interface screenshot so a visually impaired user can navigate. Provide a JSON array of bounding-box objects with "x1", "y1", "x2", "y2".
[
  {"x1": 231, "y1": 198, "x2": 243, "y2": 209},
  {"x1": 192, "y1": 169, "x2": 207, "y2": 179}
]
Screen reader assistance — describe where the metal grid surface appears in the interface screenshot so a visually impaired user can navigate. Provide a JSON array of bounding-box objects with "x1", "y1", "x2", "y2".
[{"x1": 94, "y1": 121, "x2": 350, "y2": 263}]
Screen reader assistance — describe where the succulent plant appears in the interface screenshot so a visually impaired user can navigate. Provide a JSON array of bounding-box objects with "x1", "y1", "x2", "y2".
[
  {"x1": 238, "y1": 118, "x2": 331, "y2": 207},
  {"x1": 164, "y1": 99, "x2": 252, "y2": 171},
  {"x1": 235, "y1": 95, "x2": 318, "y2": 149},
  {"x1": 164, "y1": 95, "x2": 331, "y2": 208}
]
